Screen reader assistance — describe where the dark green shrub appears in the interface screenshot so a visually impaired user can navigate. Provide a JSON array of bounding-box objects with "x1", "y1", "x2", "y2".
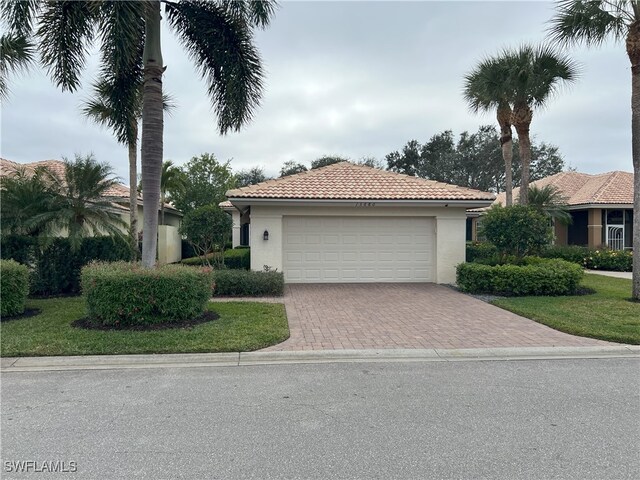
[
  {"x1": 480, "y1": 205, "x2": 552, "y2": 258},
  {"x1": 466, "y1": 242, "x2": 499, "y2": 262},
  {"x1": 81, "y1": 262, "x2": 214, "y2": 326},
  {"x1": 583, "y1": 249, "x2": 632, "y2": 272},
  {"x1": 541, "y1": 245, "x2": 632, "y2": 272},
  {"x1": 456, "y1": 258, "x2": 583, "y2": 296},
  {"x1": 0, "y1": 259, "x2": 30, "y2": 316},
  {"x1": 1, "y1": 235, "x2": 133, "y2": 296},
  {"x1": 214, "y1": 269, "x2": 284, "y2": 296},
  {"x1": 182, "y1": 248, "x2": 250, "y2": 269},
  {"x1": 541, "y1": 245, "x2": 590, "y2": 264}
]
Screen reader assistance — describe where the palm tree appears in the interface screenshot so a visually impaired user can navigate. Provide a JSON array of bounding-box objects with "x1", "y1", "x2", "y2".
[
  {"x1": 548, "y1": 0, "x2": 640, "y2": 299},
  {"x1": 527, "y1": 184, "x2": 572, "y2": 225},
  {"x1": 82, "y1": 78, "x2": 175, "y2": 257},
  {"x1": 2, "y1": 0, "x2": 277, "y2": 267},
  {"x1": 159, "y1": 160, "x2": 186, "y2": 225},
  {"x1": 464, "y1": 57, "x2": 515, "y2": 206},
  {"x1": 500, "y1": 45, "x2": 578, "y2": 205},
  {"x1": 0, "y1": 166, "x2": 54, "y2": 236}
]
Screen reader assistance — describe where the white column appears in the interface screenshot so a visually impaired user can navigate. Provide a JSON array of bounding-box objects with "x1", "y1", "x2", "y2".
[{"x1": 231, "y1": 210, "x2": 241, "y2": 248}]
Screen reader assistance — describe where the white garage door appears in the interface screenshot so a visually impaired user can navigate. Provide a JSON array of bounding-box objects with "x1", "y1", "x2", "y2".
[{"x1": 283, "y1": 216, "x2": 435, "y2": 283}]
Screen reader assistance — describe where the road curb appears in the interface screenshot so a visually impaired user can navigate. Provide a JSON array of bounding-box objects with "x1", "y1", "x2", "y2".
[{"x1": 1, "y1": 346, "x2": 638, "y2": 372}]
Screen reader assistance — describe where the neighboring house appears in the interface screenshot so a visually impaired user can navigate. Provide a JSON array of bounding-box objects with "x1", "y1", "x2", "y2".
[
  {"x1": 221, "y1": 162, "x2": 494, "y2": 284},
  {"x1": 467, "y1": 171, "x2": 634, "y2": 250},
  {"x1": 0, "y1": 159, "x2": 183, "y2": 263}
]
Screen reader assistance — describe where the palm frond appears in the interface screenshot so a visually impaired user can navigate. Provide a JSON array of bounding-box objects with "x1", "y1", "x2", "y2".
[
  {"x1": 548, "y1": 0, "x2": 631, "y2": 47},
  {"x1": 528, "y1": 184, "x2": 573, "y2": 225},
  {"x1": 463, "y1": 56, "x2": 511, "y2": 113},
  {"x1": 1, "y1": 0, "x2": 42, "y2": 36},
  {"x1": 219, "y1": 0, "x2": 279, "y2": 29},
  {"x1": 36, "y1": 0, "x2": 100, "y2": 92},
  {"x1": 0, "y1": 33, "x2": 35, "y2": 99},
  {"x1": 165, "y1": 0, "x2": 265, "y2": 134}
]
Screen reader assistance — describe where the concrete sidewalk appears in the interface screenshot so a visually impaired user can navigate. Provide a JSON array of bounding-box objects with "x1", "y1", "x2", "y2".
[
  {"x1": 2, "y1": 345, "x2": 639, "y2": 372},
  {"x1": 586, "y1": 270, "x2": 632, "y2": 279}
]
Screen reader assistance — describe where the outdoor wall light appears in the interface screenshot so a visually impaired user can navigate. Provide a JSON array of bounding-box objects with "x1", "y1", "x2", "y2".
[{"x1": 263, "y1": 230, "x2": 269, "y2": 241}]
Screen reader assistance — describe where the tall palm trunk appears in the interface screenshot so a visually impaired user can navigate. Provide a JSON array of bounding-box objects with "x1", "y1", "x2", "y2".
[
  {"x1": 628, "y1": 20, "x2": 640, "y2": 300},
  {"x1": 140, "y1": 1, "x2": 163, "y2": 268},
  {"x1": 128, "y1": 129, "x2": 138, "y2": 260},
  {"x1": 513, "y1": 103, "x2": 533, "y2": 205},
  {"x1": 497, "y1": 104, "x2": 514, "y2": 206}
]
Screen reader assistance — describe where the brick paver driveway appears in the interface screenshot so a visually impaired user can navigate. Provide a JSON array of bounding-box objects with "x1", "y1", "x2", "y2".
[{"x1": 264, "y1": 283, "x2": 611, "y2": 351}]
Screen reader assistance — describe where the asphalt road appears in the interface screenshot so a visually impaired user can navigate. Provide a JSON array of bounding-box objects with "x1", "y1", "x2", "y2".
[{"x1": 1, "y1": 358, "x2": 639, "y2": 479}]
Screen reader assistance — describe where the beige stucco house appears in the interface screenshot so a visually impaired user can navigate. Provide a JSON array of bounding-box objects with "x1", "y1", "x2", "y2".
[
  {"x1": 221, "y1": 162, "x2": 494, "y2": 284},
  {"x1": 467, "y1": 170, "x2": 634, "y2": 250},
  {"x1": 1, "y1": 159, "x2": 183, "y2": 263}
]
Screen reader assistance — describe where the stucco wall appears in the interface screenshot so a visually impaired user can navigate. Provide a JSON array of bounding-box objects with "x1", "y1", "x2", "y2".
[
  {"x1": 249, "y1": 204, "x2": 467, "y2": 284},
  {"x1": 157, "y1": 225, "x2": 182, "y2": 265}
]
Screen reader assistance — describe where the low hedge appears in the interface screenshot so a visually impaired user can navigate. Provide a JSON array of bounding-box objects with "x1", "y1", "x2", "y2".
[
  {"x1": 81, "y1": 262, "x2": 214, "y2": 326},
  {"x1": 213, "y1": 269, "x2": 284, "y2": 297},
  {"x1": 1, "y1": 235, "x2": 133, "y2": 296},
  {"x1": 541, "y1": 245, "x2": 632, "y2": 272},
  {"x1": 457, "y1": 258, "x2": 584, "y2": 296},
  {"x1": 1, "y1": 259, "x2": 30, "y2": 316},
  {"x1": 466, "y1": 242, "x2": 499, "y2": 263},
  {"x1": 182, "y1": 248, "x2": 250, "y2": 270}
]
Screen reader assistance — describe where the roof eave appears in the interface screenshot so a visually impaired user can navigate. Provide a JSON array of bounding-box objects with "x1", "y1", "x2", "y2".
[{"x1": 227, "y1": 197, "x2": 495, "y2": 209}]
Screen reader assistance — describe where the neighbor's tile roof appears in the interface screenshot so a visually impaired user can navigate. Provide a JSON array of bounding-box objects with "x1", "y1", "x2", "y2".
[
  {"x1": 0, "y1": 158, "x2": 179, "y2": 212},
  {"x1": 486, "y1": 170, "x2": 634, "y2": 208},
  {"x1": 226, "y1": 162, "x2": 495, "y2": 201}
]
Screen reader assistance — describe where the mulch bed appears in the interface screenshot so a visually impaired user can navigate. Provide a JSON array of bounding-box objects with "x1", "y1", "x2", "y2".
[
  {"x1": 1, "y1": 308, "x2": 43, "y2": 322},
  {"x1": 72, "y1": 310, "x2": 220, "y2": 331}
]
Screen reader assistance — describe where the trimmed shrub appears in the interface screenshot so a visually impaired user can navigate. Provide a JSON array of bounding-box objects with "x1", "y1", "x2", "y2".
[
  {"x1": 81, "y1": 262, "x2": 214, "y2": 326},
  {"x1": 541, "y1": 245, "x2": 632, "y2": 272},
  {"x1": 1, "y1": 260, "x2": 30, "y2": 316},
  {"x1": 182, "y1": 248, "x2": 250, "y2": 270},
  {"x1": 456, "y1": 258, "x2": 583, "y2": 296},
  {"x1": 0, "y1": 235, "x2": 133, "y2": 296},
  {"x1": 214, "y1": 269, "x2": 284, "y2": 296},
  {"x1": 466, "y1": 242, "x2": 498, "y2": 263},
  {"x1": 480, "y1": 205, "x2": 552, "y2": 258}
]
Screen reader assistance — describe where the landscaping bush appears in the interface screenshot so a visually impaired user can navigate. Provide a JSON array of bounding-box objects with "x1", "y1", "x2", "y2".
[
  {"x1": 466, "y1": 242, "x2": 498, "y2": 263},
  {"x1": 179, "y1": 205, "x2": 232, "y2": 268},
  {"x1": 182, "y1": 248, "x2": 250, "y2": 269},
  {"x1": 541, "y1": 245, "x2": 632, "y2": 272},
  {"x1": 0, "y1": 259, "x2": 30, "y2": 316},
  {"x1": 480, "y1": 205, "x2": 552, "y2": 258},
  {"x1": 81, "y1": 262, "x2": 214, "y2": 326},
  {"x1": 213, "y1": 269, "x2": 284, "y2": 296},
  {"x1": 1, "y1": 235, "x2": 133, "y2": 296},
  {"x1": 456, "y1": 258, "x2": 583, "y2": 296}
]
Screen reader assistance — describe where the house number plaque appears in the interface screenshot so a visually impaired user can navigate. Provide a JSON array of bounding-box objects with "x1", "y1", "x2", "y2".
[{"x1": 355, "y1": 202, "x2": 376, "y2": 207}]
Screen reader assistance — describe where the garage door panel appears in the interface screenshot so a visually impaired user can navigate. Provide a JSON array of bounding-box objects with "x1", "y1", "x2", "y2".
[{"x1": 283, "y1": 216, "x2": 435, "y2": 283}]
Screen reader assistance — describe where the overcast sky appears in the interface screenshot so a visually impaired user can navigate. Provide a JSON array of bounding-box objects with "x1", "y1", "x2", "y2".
[{"x1": 0, "y1": 1, "x2": 630, "y2": 182}]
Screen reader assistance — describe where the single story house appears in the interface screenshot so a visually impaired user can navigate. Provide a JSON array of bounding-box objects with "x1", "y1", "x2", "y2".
[
  {"x1": 1, "y1": 158, "x2": 183, "y2": 263},
  {"x1": 221, "y1": 162, "x2": 494, "y2": 284},
  {"x1": 467, "y1": 170, "x2": 634, "y2": 250}
]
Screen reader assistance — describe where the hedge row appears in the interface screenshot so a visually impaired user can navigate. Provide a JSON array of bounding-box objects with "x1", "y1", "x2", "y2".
[
  {"x1": 457, "y1": 258, "x2": 584, "y2": 296},
  {"x1": 1, "y1": 235, "x2": 133, "y2": 296},
  {"x1": 81, "y1": 262, "x2": 214, "y2": 326},
  {"x1": 182, "y1": 248, "x2": 250, "y2": 270},
  {"x1": 541, "y1": 245, "x2": 632, "y2": 272},
  {"x1": 468, "y1": 242, "x2": 633, "y2": 272},
  {"x1": 213, "y1": 269, "x2": 284, "y2": 297},
  {"x1": 1, "y1": 259, "x2": 30, "y2": 316}
]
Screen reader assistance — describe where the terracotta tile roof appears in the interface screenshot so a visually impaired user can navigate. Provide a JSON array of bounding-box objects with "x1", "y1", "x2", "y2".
[
  {"x1": 0, "y1": 158, "x2": 179, "y2": 212},
  {"x1": 226, "y1": 162, "x2": 495, "y2": 202},
  {"x1": 219, "y1": 200, "x2": 233, "y2": 208},
  {"x1": 483, "y1": 171, "x2": 634, "y2": 210}
]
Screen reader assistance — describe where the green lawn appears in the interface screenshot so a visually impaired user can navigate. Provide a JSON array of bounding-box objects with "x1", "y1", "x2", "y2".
[
  {"x1": 492, "y1": 274, "x2": 640, "y2": 345},
  {"x1": 1, "y1": 297, "x2": 289, "y2": 357}
]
